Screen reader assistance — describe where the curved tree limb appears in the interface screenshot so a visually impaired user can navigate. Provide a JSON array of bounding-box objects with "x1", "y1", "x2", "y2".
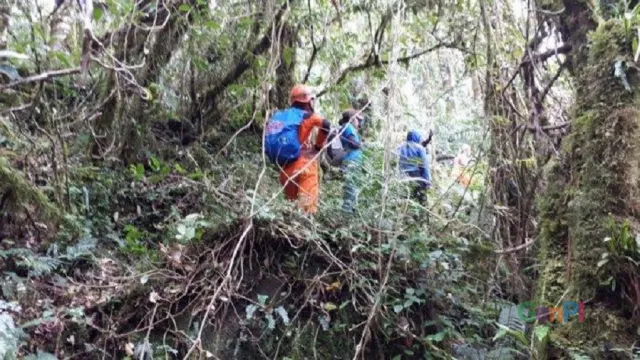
[
  {"x1": 194, "y1": 1, "x2": 290, "y2": 121},
  {"x1": 316, "y1": 42, "x2": 451, "y2": 98}
]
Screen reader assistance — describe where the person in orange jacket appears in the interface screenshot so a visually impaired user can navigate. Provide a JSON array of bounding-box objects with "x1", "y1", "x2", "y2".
[
  {"x1": 278, "y1": 85, "x2": 331, "y2": 214},
  {"x1": 451, "y1": 144, "x2": 472, "y2": 187}
]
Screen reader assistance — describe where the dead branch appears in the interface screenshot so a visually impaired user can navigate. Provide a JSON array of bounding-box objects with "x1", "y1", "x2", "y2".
[
  {"x1": 302, "y1": 0, "x2": 328, "y2": 83},
  {"x1": 316, "y1": 43, "x2": 450, "y2": 98},
  {"x1": 0, "y1": 103, "x2": 32, "y2": 114},
  {"x1": 500, "y1": 43, "x2": 571, "y2": 99},
  {"x1": 529, "y1": 43, "x2": 571, "y2": 64},
  {"x1": 0, "y1": 67, "x2": 80, "y2": 91},
  {"x1": 523, "y1": 122, "x2": 569, "y2": 132},
  {"x1": 494, "y1": 238, "x2": 536, "y2": 254}
]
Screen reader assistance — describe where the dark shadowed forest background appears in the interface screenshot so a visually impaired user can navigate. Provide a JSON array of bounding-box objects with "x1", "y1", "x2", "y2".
[{"x1": 1, "y1": 0, "x2": 639, "y2": 359}]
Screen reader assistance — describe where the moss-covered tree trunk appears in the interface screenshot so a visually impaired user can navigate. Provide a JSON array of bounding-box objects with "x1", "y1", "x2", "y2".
[
  {"x1": 536, "y1": 11, "x2": 640, "y2": 357},
  {"x1": 273, "y1": 22, "x2": 297, "y2": 109}
]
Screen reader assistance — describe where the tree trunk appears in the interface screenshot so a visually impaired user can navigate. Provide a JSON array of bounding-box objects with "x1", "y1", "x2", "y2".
[
  {"x1": 273, "y1": 21, "x2": 297, "y2": 109},
  {"x1": 535, "y1": 3, "x2": 640, "y2": 355},
  {"x1": 91, "y1": 0, "x2": 200, "y2": 162}
]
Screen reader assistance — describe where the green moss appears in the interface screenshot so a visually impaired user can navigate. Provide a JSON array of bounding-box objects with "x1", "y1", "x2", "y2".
[
  {"x1": 536, "y1": 18, "x2": 640, "y2": 355},
  {"x1": 0, "y1": 157, "x2": 62, "y2": 224},
  {"x1": 550, "y1": 308, "x2": 636, "y2": 359}
]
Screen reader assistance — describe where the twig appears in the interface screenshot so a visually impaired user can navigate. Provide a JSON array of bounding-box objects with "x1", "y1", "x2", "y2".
[
  {"x1": 0, "y1": 103, "x2": 32, "y2": 114},
  {"x1": 182, "y1": 222, "x2": 253, "y2": 359},
  {"x1": 494, "y1": 238, "x2": 536, "y2": 254}
]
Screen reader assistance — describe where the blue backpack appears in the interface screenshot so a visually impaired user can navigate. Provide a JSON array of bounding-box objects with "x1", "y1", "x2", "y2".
[{"x1": 264, "y1": 107, "x2": 305, "y2": 166}]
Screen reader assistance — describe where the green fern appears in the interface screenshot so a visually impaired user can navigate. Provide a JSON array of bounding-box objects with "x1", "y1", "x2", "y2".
[
  {"x1": 567, "y1": 348, "x2": 593, "y2": 360},
  {"x1": 16, "y1": 255, "x2": 60, "y2": 277},
  {"x1": 1, "y1": 247, "x2": 61, "y2": 277},
  {"x1": 59, "y1": 236, "x2": 98, "y2": 262}
]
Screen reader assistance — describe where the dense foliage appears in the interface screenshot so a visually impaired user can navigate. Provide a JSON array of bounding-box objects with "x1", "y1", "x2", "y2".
[{"x1": 1, "y1": 0, "x2": 639, "y2": 359}]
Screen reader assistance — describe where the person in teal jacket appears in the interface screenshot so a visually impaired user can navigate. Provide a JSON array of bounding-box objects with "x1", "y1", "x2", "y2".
[{"x1": 338, "y1": 109, "x2": 363, "y2": 212}]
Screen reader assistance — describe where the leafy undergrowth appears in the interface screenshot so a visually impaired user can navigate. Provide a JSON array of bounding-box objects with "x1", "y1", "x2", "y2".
[{"x1": 0, "y1": 134, "x2": 523, "y2": 359}]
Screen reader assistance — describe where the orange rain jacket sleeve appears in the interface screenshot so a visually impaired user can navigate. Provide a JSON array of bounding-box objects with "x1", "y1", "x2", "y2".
[{"x1": 278, "y1": 111, "x2": 330, "y2": 214}]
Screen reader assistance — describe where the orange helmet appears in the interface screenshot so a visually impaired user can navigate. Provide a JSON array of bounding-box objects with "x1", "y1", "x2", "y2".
[{"x1": 289, "y1": 84, "x2": 315, "y2": 105}]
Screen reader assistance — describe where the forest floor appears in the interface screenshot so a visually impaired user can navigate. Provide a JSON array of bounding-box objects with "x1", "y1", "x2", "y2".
[{"x1": 0, "y1": 128, "x2": 536, "y2": 359}]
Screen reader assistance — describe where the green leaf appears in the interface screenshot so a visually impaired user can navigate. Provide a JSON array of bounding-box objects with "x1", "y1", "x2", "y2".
[
  {"x1": 52, "y1": 51, "x2": 72, "y2": 68},
  {"x1": 405, "y1": 288, "x2": 415, "y2": 295},
  {"x1": 258, "y1": 294, "x2": 268, "y2": 306},
  {"x1": 275, "y1": 306, "x2": 289, "y2": 325},
  {"x1": 391, "y1": 355, "x2": 402, "y2": 360},
  {"x1": 426, "y1": 331, "x2": 446, "y2": 342},
  {"x1": 492, "y1": 327, "x2": 508, "y2": 341},
  {"x1": 149, "y1": 156, "x2": 161, "y2": 171},
  {"x1": 174, "y1": 163, "x2": 186, "y2": 174},
  {"x1": 246, "y1": 304, "x2": 258, "y2": 320},
  {"x1": 323, "y1": 302, "x2": 337, "y2": 311},
  {"x1": 266, "y1": 314, "x2": 276, "y2": 329},
  {"x1": 204, "y1": 20, "x2": 221, "y2": 30},
  {"x1": 393, "y1": 304, "x2": 403, "y2": 313},
  {"x1": 93, "y1": 6, "x2": 104, "y2": 21},
  {"x1": 283, "y1": 48, "x2": 294, "y2": 68},
  {"x1": 178, "y1": 4, "x2": 191, "y2": 12},
  {"x1": 184, "y1": 227, "x2": 196, "y2": 241},
  {"x1": 534, "y1": 325, "x2": 550, "y2": 342}
]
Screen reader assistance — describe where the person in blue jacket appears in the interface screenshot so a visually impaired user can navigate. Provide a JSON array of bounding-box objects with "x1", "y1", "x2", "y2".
[
  {"x1": 399, "y1": 130, "x2": 432, "y2": 204},
  {"x1": 339, "y1": 109, "x2": 363, "y2": 212}
]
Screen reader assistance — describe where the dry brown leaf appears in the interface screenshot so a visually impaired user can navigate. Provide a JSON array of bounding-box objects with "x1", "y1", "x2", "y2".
[
  {"x1": 325, "y1": 281, "x2": 341, "y2": 292},
  {"x1": 125, "y1": 342, "x2": 134, "y2": 356}
]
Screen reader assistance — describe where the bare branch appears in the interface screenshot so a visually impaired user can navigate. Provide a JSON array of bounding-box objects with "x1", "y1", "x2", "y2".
[
  {"x1": 316, "y1": 43, "x2": 449, "y2": 98},
  {"x1": 528, "y1": 43, "x2": 572, "y2": 64},
  {"x1": 523, "y1": 122, "x2": 569, "y2": 132},
  {"x1": 302, "y1": 0, "x2": 328, "y2": 84},
  {"x1": 500, "y1": 44, "x2": 572, "y2": 99},
  {"x1": 0, "y1": 67, "x2": 80, "y2": 91},
  {"x1": 494, "y1": 238, "x2": 535, "y2": 254},
  {"x1": 538, "y1": 62, "x2": 567, "y2": 103}
]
